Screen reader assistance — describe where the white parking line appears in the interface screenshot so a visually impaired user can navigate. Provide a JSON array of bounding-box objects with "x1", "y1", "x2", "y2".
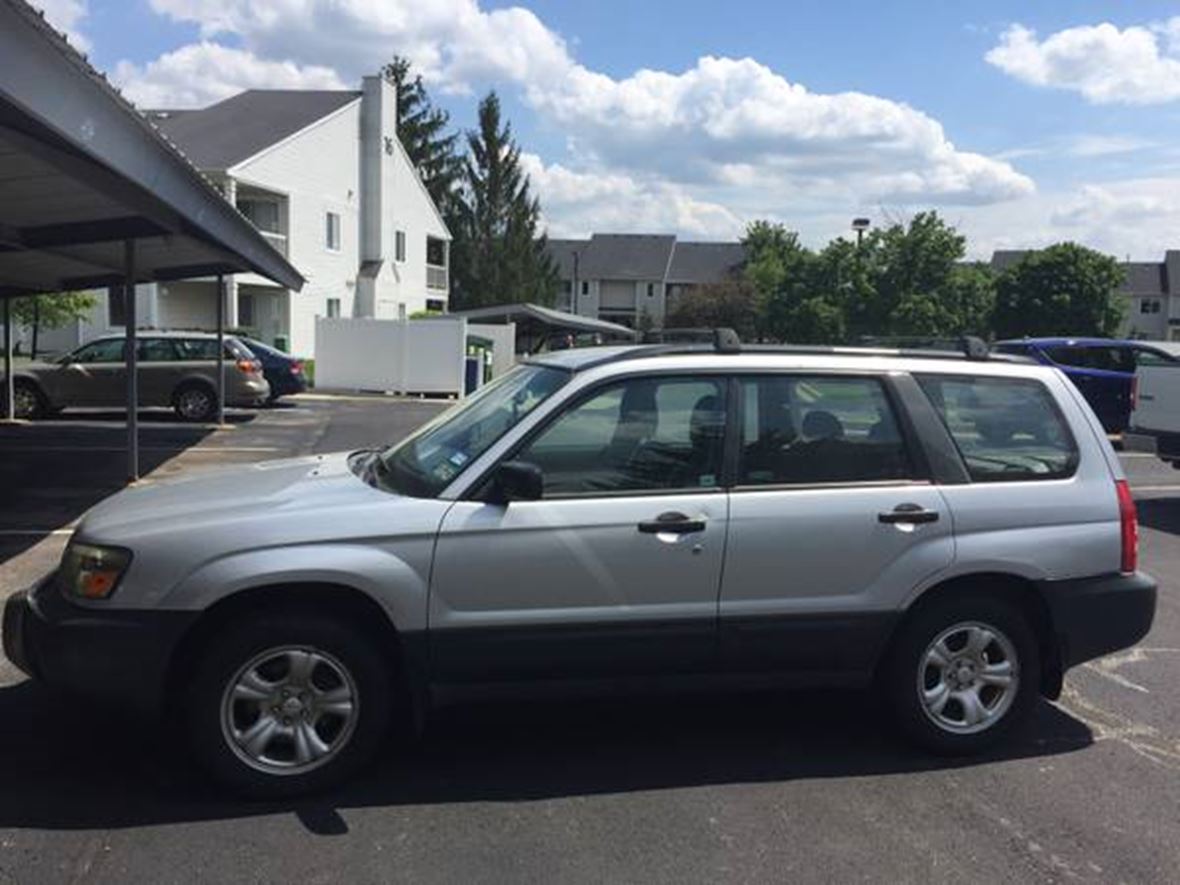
[{"x1": 1130, "y1": 484, "x2": 1180, "y2": 493}]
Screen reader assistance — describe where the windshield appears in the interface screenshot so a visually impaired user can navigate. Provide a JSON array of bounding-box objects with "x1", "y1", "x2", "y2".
[{"x1": 373, "y1": 364, "x2": 569, "y2": 497}]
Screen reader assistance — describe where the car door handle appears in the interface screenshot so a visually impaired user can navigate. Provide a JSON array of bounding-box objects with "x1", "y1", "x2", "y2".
[
  {"x1": 638, "y1": 512, "x2": 706, "y2": 534},
  {"x1": 878, "y1": 504, "x2": 939, "y2": 525}
]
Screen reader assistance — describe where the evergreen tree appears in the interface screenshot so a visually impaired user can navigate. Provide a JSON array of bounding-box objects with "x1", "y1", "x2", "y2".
[
  {"x1": 382, "y1": 57, "x2": 462, "y2": 217},
  {"x1": 450, "y1": 92, "x2": 558, "y2": 308}
]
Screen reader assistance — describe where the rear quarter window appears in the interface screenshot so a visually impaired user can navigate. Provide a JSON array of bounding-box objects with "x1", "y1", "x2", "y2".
[{"x1": 917, "y1": 375, "x2": 1079, "y2": 482}]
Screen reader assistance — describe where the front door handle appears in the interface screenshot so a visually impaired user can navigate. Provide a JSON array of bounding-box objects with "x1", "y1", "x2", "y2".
[
  {"x1": 638, "y1": 512, "x2": 706, "y2": 534},
  {"x1": 878, "y1": 504, "x2": 939, "y2": 525}
]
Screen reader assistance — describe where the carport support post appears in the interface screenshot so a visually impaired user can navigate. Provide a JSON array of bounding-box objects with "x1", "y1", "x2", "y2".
[
  {"x1": 124, "y1": 240, "x2": 139, "y2": 482},
  {"x1": 3, "y1": 297, "x2": 13, "y2": 422},
  {"x1": 216, "y1": 274, "x2": 226, "y2": 426}
]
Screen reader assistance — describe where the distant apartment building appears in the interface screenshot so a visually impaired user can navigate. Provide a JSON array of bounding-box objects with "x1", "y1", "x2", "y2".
[
  {"x1": 547, "y1": 234, "x2": 746, "y2": 328},
  {"x1": 39, "y1": 78, "x2": 450, "y2": 358}
]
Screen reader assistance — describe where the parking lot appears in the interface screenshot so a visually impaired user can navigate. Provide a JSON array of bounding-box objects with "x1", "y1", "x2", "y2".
[{"x1": 1, "y1": 395, "x2": 1178, "y2": 884}]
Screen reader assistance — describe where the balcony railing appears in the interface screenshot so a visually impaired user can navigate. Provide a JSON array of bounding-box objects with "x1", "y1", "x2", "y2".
[
  {"x1": 427, "y1": 264, "x2": 448, "y2": 290},
  {"x1": 259, "y1": 230, "x2": 288, "y2": 258}
]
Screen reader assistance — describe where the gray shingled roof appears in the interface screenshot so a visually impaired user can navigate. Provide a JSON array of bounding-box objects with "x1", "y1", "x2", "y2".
[
  {"x1": 1123, "y1": 262, "x2": 1166, "y2": 295},
  {"x1": 546, "y1": 238, "x2": 588, "y2": 279},
  {"x1": 989, "y1": 250, "x2": 1028, "y2": 271},
  {"x1": 147, "y1": 90, "x2": 361, "y2": 170},
  {"x1": 578, "y1": 234, "x2": 676, "y2": 280},
  {"x1": 667, "y1": 241, "x2": 746, "y2": 284}
]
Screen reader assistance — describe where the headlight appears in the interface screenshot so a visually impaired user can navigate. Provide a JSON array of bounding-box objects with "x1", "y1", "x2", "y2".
[{"x1": 58, "y1": 543, "x2": 132, "y2": 600}]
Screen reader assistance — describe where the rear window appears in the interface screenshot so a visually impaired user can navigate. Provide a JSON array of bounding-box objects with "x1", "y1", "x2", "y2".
[
  {"x1": 917, "y1": 375, "x2": 1078, "y2": 482},
  {"x1": 1043, "y1": 345, "x2": 1135, "y2": 373}
]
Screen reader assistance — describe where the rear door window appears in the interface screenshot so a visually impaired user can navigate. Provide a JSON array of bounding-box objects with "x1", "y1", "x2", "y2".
[
  {"x1": 737, "y1": 375, "x2": 915, "y2": 486},
  {"x1": 137, "y1": 338, "x2": 179, "y2": 361},
  {"x1": 917, "y1": 375, "x2": 1078, "y2": 482}
]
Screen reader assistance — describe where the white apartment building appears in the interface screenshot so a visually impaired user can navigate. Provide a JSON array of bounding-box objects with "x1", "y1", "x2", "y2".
[{"x1": 38, "y1": 78, "x2": 451, "y2": 358}]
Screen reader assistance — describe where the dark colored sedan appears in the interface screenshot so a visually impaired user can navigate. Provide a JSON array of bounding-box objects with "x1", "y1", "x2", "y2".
[{"x1": 240, "y1": 337, "x2": 309, "y2": 402}]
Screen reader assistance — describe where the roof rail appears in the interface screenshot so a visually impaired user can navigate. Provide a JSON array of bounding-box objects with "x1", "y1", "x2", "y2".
[{"x1": 574, "y1": 329, "x2": 1030, "y2": 370}]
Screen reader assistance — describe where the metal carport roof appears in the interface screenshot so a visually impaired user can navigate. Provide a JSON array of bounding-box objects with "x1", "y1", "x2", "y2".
[
  {"x1": 0, "y1": 0, "x2": 303, "y2": 479},
  {"x1": 454, "y1": 303, "x2": 636, "y2": 344}
]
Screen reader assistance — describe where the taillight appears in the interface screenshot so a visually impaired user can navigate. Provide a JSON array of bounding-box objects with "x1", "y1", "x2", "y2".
[
  {"x1": 1116, "y1": 479, "x2": 1138, "y2": 574},
  {"x1": 235, "y1": 358, "x2": 260, "y2": 374},
  {"x1": 290, "y1": 360, "x2": 304, "y2": 375},
  {"x1": 1130, "y1": 375, "x2": 1139, "y2": 412}
]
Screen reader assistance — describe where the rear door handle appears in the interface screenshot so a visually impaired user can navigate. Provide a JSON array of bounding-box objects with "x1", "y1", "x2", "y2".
[
  {"x1": 878, "y1": 504, "x2": 939, "y2": 525},
  {"x1": 638, "y1": 512, "x2": 707, "y2": 534}
]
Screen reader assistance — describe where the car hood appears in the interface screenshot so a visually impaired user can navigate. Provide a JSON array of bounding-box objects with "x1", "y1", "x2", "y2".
[{"x1": 77, "y1": 451, "x2": 384, "y2": 541}]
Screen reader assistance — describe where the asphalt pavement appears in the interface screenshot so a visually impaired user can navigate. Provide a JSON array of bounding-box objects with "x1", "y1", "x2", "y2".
[{"x1": 1, "y1": 399, "x2": 1178, "y2": 884}]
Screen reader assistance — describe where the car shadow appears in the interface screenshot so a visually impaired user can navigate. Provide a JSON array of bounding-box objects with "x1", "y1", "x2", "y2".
[
  {"x1": 0, "y1": 679, "x2": 1093, "y2": 832},
  {"x1": 0, "y1": 414, "x2": 252, "y2": 565},
  {"x1": 1136, "y1": 496, "x2": 1180, "y2": 535}
]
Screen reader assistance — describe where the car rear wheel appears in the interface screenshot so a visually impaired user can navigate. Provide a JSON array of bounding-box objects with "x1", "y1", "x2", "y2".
[
  {"x1": 885, "y1": 593, "x2": 1039, "y2": 754},
  {"x1": 173, "y1": 383, "x2": 216, "y2": 422},
  {"x1": 187, "y1": 613, "x2": 393, "y2": 798}
]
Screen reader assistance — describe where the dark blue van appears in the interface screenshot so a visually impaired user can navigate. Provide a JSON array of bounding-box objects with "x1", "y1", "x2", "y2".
[{"x1": 994, "y1": 338, "x2": 1180, "y2": 433}]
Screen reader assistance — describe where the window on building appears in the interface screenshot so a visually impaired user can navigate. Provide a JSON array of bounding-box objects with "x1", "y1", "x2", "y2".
[
  {"x1": 518, "y1": 376, "x2": 728, "y2": 497},
  {"x1": 237, "y1": 293, "x2": 256, "y2": 327},
  {"x1": 918, "y1": 375, "x2": 1078, "y2": 482},
  {"x1": 426, "y1": 298, "x2": 446, "y2": 312},
  {"x1": 325, "y1": 212, "x2": 341, "y2": 251},
  {"x1": 1140, "y1": 298, "x2": 1162, "y2": 314},
  {"x1": 327, "y1": 298, "x2": 342, "y2": 319},
  {"x1": 647, "y1": 283, "x2": 655, "y2": 298},
  {"x1": 395, "y1": 230, "x2": 406, "y2": 262},
  {"x1": 426, "y1": 237, "x2": 446, "y2": 266},
  {"x1": 238, "y1": 199, "x2": 280, "y2": 233},
  {"x1": 107, "y1": 286, "x2": 126, "y2": 327},
  {"x1": 738, "y1": 376, "x2": 914, "y2": 486},
  {"x1": 581, "y1": 281, "x2": 590, "y2": 296}
]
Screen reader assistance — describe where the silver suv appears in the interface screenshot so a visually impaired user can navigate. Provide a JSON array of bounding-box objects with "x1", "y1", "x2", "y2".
[{"x1": 3, "y1": 335, "x2": 1157, "y2": 796}]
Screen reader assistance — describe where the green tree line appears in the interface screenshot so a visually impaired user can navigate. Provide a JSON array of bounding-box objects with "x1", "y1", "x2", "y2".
[{"x1": 670, "y1": 213, "x2": 1128, "y2": 343}]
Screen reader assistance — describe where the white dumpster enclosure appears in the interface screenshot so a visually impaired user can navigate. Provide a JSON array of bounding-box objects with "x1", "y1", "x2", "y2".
[{"x1": 315, "y1": 316, "x2": 469, "y2": 395}]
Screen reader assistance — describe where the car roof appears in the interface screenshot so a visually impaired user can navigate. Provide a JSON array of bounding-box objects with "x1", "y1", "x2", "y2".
[
  {"x1": 89, "y1": 330, "x2": 241, "y2": 341},
  {"x1": 997, "y1": 337, "x2": 1156, "y2": 348}
]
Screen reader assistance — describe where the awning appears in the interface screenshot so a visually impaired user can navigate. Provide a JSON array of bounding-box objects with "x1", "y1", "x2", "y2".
[
  {"x1": 0, "y1": 0, "x2": 304, "y2": 479},
  {"x1": 0, "y1": 0, "x2": 303, "y2": 295},
  {"x1": 453, "y1": 303, "x2": 636, "y2": 348}
]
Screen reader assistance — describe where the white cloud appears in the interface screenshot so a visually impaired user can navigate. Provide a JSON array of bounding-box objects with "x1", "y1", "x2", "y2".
[
  {"x1": 114, "y1": 42, "x2": 347, "y2": 108},
  {"x1": 960, "y1": 179, "x2": 1180, "y2": 260},
  {"x1": 519, "y1": 153, "x2": 744, "y2": 239},
  {"x1": 31, "y1": 0, "x2": 89, "y2": 51},
  {"x1": 986, "y1": 19, "x2": 1180, "y2": 105},
  {"x1": 129, "y1": 0, "x2": 1032, "y2": 214}
]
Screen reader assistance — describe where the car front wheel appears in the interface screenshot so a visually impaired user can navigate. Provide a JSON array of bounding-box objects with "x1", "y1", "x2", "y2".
[
  {"x1": 187, "y1": 613, "x2": 393, "y2": 798},
  {"x1": 886, "y1": 594, "x2": 1040, "y2": 755}
]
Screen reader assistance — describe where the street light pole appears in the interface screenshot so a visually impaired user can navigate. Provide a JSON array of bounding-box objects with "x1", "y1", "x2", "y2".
[{"x1": 852, "y1": 217, "x2": 871, "y2": 247}]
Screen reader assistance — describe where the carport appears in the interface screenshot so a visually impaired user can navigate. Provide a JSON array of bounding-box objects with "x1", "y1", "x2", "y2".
[
  {"x1": 453, "y1": 303, "x2": 636, "y2": 353},
  {"x1": 0, "y1": 0, "x2": 302, "y2": 480}
]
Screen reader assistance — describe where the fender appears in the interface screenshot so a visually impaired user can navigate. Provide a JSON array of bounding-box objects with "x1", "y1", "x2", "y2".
[{"x1": 161, "y1": 541, "x2": 432, "y2": 633}]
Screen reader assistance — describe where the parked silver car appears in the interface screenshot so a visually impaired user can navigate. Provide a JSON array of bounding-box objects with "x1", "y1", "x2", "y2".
[
  {"x1": 3, "y1": 335, "x2": 1156, "y2": 796},
  {"x1": 3, "y1": 331, "x2": 269, "y2": 422}
]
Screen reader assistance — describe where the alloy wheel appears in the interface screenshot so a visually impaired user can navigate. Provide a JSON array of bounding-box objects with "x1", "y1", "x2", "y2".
[
  {"x1": 220, "y1": 646, "x2": 359, "y2": 776},
  {"x1": 917, "y1": 621, "x2": 1019, "y2": 735}
]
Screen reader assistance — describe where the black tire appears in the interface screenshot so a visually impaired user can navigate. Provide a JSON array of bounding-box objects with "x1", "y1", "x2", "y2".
[
  {"x1": 186, "y1": 612, "x2": 393, "y2": 798},
  {"x1": 884, "y1": 593, "x2": 1040, "y2": 755},
  {"x1": 9, "y1": 379, "x2": 47, "y2": 420},
  {"x1": 172, "y1": 382, "x2": 216, "y2": 422}
]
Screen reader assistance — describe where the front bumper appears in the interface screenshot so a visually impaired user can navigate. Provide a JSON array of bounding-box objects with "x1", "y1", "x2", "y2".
[
  {"x1": 1039, "y1": 571, "x2": 1157, "y2": 668},
  {"x1": 2, "y1": 575, "x2": 197, "y2": 714}
]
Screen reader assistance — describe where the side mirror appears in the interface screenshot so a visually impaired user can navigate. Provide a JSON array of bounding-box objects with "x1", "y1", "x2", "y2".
[{"x1": 491, "y1": 460, "x2": 543, "y2": 503}]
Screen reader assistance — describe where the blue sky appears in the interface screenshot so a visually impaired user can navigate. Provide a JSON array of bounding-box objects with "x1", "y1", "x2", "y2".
[{"x1": 39, "y1": 0, "x2": 1180, "y2": 258}]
